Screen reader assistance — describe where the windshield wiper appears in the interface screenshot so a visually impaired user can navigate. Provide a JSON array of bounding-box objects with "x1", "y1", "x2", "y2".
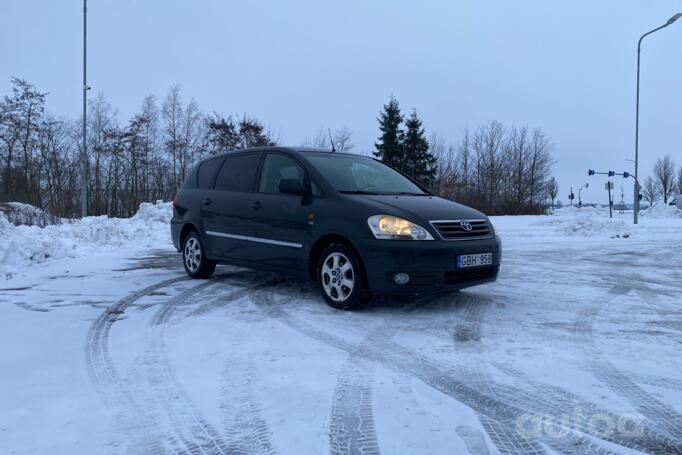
[{"x1": 392, "y1": 192, "x2": 430, "y2": 196}]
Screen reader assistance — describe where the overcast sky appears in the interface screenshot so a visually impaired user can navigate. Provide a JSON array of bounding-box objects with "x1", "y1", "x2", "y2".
[{"x1": 3, "y1": 0, "x2": 681, "y2": 204}]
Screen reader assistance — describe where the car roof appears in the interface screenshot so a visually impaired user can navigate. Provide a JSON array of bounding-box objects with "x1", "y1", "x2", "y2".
[{"x1": 200, "y1": 146, "x2": 368, "y2": 162}]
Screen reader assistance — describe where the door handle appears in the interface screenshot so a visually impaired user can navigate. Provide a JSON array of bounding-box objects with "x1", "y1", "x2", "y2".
[
  {"x1": 250, "y1": 201, "x2": 263, "y2": 210},
  {"x1": 203, "y1": 198, "x2": 212, "y2": 206}
]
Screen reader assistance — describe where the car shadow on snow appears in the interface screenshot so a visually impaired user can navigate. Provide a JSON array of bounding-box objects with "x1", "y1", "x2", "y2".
[{"x1": 115, "y1": 248, "x2": 183, "y2": 272}]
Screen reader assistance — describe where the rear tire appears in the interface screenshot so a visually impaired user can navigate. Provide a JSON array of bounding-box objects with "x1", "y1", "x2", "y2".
[
  {"x1": 317, "y1": 244, "x2": 370, "y2": 310},
  {"x1": 182, "y1": 231, "x2": 216, "y2": 279}
]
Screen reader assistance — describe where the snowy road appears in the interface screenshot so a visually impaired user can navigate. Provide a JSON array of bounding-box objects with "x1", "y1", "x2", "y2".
[{"x1": 1, "y1": 209, "x2": 681, "y2": 454}]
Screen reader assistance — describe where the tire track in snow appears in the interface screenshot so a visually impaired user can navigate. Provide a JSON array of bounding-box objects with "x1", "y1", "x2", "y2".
[
  {"x1": 220, "y1": 358, "x2": 277, "y2": 455},
  {"x1": 212, "y1": 278, "x2": 284, "y2": 455},
  {"x1": 468, "y1": 307, "x2": 682, "y2": 453},
  {"x1": 257, "y1": 288, "x2": 682, "y2": 454},
  {"x1": 253, "y1": 289, "x2": 548, "y2": 455},
  {"x1": 251, "y1": 283, "x2": 384, "y2": 455},
  {"x1": 85, "y1": 275, "x2": 189, "y2": 454},
  {"x1": 446, "y1": 293, "x2": 679, "y2": 454},
  {"x1": 148, "y1": 274, "x2": 282, "y2": 455},
  {"x1": 447, "y1": 295, "x2": 550, "y2": 455},
  {"x1": 328, "y1": 360, "x2": 380, "y2": 455},
  {"x1": 488, "y1": 363, "x2": 678, "y2": 455},
  {"x1": 147, "y1": 280, "x2": 229, "y2": 454},
  {"x1": 445, "y1": 295, "x2": 618, "y2": 455},
  {"x1": 627, "y1": 372, "x2": 682, "y2": 393},
  {"x1": 574, "y1": 288, "x2": 682, "y2": 448},
  {"x1": 448, "y1": 278, "x2": 682, "y2": 453},
  {"x1": 327, "y1": 296, "x2": 448, "y2": 455}
]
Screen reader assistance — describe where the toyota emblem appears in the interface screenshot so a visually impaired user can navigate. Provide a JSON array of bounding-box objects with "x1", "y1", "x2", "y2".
[{"x1": 460, "y1": 220, "x2": 473, "y2": 232}]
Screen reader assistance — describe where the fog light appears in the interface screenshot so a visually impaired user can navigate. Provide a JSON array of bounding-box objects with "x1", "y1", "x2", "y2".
[{"x1": 392, "y1": 273, "x2": 410, "y2": 285}]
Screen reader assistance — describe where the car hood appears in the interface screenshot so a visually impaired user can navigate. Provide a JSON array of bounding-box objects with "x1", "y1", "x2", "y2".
[{"x1": 357, "y1": 195, "x2": 488, "y2": 223}]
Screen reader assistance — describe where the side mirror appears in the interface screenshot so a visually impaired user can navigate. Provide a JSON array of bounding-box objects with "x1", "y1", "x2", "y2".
[{"x1": 279, "y1": 178, "x2": 306, "y2": 196}]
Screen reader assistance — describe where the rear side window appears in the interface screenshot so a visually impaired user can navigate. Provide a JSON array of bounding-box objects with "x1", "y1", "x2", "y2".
[
  {"x1": 214, "y1": 153, "x2": 261, "y2": 192},
  {"x1": 196, "y1": 157, "x2": 225, "y2": 189}
]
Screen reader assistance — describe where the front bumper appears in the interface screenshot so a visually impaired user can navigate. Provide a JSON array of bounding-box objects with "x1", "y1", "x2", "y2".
[{"x1": 356, "y1": 235, "x2": 502, "y2": 295}]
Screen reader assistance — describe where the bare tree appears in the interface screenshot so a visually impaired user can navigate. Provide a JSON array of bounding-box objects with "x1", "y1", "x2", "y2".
[
  {"x1": 303, "y1": 127, "x2": 354, "y2": 151},
  {"x1": 302, "y1": 128, "x2": 327, "y2": 148},
  {"x1": 88, "y1": 93, "x2": 118, "y2": 215},
  {"x1": 162, "y1": 85, "x2": 183, "y2": 191},
  {"x1": 430, "y1": 123, "x2": 556, "y2": 215},
  {"x1": 0, "y1": 78, "x2": 47, "y2": 205},
  {"x1": 527, "y1": 128, "x2": 554, "y2": 211},
  {"x1": 456, "y1": 129, "x2": 472, "y2": 203},
  {"x1": 334, "y1": 127, "x2": 354, "y2": 152},
  {"x1": 653, "y1": 154, "x2": 676, "y2": 204},
  {"x1": 677, "y1": 166, "x2": 682, "y2": 196},
  {"x1": 178, "y1": 98, "x2": 202, "y2": 183},
  {"x1": 642, "y1": 176, "x2": 658, "y2": 206}
]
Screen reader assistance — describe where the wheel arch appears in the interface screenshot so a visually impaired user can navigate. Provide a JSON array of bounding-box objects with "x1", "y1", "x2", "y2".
[
  {"x1": 308, "y1": 234, "x2": 366, "y2": 282},
  {"x1": 179, "y1": 223, "x2": 200, "y2": 247}
]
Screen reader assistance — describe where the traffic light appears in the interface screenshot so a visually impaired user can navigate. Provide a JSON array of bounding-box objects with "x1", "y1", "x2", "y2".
[
  {"x1": 588, "y1": 169, "x2": 595, "y2": 176},
  {"x1": 639, "y1": 194, "x2": 643, "y2": 201},
  {"x1": 608, "y1": 171, "x2": 615, "y2": 177},
  {"x1": 569, "y1": 193, "x2": 575, "y2": 200},
  {"x1": 623, "y1": 172, "x2": 630, "y2": 179}
]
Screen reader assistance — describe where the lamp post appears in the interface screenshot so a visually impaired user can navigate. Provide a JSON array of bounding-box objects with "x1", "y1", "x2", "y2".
[
  {"x1": 634, "y1": 13, "x2": 682, "y2": 224},
  {"x1": 578, "y1": 183, "x2": 589, "y2": 207},
  {"x1": 81, "y1": 0, "x2": 88, "y2": 218}
]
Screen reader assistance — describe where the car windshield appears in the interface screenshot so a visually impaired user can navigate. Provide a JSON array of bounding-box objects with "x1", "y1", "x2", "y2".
[{"x1": 306, "y1": 154, "x2": 428, "y2": 195}]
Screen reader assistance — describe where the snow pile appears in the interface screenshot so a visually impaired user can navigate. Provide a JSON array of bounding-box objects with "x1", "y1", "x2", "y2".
[
  {"x1": 0, "y1": 202, "x2": 172, "y2": 278},
  {"x1": 531, "y1": 206, "x2": 631, "y2": 237},
  {"x1": 132, "y1": 201, "x2": 174, "y2": 224},
  {"x1": 0, "y1": 202, "x2": 62, "y2": 227},
  {"x1": 640, "y1": 202, "x2": 682, "y2": 219}
]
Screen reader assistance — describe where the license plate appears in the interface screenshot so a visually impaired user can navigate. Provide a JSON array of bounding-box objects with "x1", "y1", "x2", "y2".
[{"x1": 457, "y1": 253, "x2": 492, "y2": 269}]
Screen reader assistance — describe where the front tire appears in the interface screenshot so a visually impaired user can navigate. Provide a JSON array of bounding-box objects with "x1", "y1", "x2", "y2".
[
  {"x1": 317, "y1": 244, "x2": 370, "y2": 310},
  {"x1": 182, "y1": 231, "x2": 216, "y2": 279}
]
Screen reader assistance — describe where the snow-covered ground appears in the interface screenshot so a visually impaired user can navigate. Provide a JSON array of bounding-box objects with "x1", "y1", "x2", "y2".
[{"x1": 1, "y1": 204, "x2": 681, "y2": 454}]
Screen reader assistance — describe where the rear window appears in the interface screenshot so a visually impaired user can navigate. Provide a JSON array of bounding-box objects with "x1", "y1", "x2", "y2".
[
  {"x1": 214, "y1": 153, "x2": 261, "y2": 192},
  {"x1": 196, "y1": 157, "x2": 225, "y2": 189}
]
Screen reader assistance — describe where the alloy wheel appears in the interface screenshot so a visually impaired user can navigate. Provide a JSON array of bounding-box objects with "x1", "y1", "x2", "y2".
[
  {"x1": 321, "y1": 252, "x2": 355, "y2": 302},
  {"x1": 184, "y1": 237, "x2": 202, "y2": 273}
]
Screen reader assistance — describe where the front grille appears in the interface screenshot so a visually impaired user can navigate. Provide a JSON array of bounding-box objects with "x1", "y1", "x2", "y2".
[
  {"x1": 444, "y1": 266, "x2": 498, "y2": 285},
  {"x1": 430, "y1": 219, "x2": 492, "y2": 240}
]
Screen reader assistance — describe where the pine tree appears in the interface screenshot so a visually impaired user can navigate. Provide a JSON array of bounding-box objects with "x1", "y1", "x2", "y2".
[
  {"x1": 402, "y1": 109, "x2": 436, "y2": 187},
  {"x1": 374, "y1": 97, "x2": 403, "y2": 168}
]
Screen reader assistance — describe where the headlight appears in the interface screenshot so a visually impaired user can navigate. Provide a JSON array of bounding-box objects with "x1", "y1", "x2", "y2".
[{"x1": 367, "y1": 215, "x2": 434, "y2": 240}]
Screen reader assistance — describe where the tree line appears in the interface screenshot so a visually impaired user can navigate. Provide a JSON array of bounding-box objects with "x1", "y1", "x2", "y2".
[
  {"x1": 1, "y1": 78, "x2": 558, "y2": 218},
  {"x1": 374, "y1": 97, "x2": 557, "y2": 215},
  {"x1": 641, "y1": 154, "x2": 682, "y2": 206},
  {"x1": 0, "y1": 78, "x2": 275, "y2": 218}
]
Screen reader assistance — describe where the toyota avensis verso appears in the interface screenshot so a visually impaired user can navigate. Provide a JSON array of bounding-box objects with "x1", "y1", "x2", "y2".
[{"x1": 171, "y1": 147, "x2": 501, "y2": 309}]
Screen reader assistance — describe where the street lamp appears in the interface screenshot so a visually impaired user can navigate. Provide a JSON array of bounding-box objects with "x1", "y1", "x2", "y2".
[
  {"x1": 81, "y1": 0, "x2": 88, "y2": 218},
  {"x1": 579, "y1": 183, "x2": 589, "y2": 207},
  {"x1": 634, "y1": 12, "x2": 682, "y2": 224}
]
